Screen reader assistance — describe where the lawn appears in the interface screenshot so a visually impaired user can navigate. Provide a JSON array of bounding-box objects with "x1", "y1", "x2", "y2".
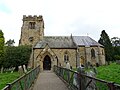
[
  {"x1": 97, "y1": 63, "x2": 120, "y2": 84},
  {"x1": 72, "y1": 63, "x2": 120, "y2": 84},
  {"x1": 0, "y1": 72, "x2": 20, "y2": 90}
]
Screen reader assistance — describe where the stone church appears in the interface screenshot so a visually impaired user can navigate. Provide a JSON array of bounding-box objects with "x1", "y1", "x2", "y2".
[{"x1": 19, "y1": 15, "x2": 105, "y2": 70}]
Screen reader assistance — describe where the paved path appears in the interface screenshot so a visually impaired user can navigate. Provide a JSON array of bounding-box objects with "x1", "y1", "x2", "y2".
[{"x1": 32, "y1": 71, "x2": 69, "y2": 90}]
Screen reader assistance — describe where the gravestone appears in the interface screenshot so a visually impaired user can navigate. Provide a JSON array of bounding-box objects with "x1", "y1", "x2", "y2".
[
  {"x1": 1, "y1": 67, "x2": 3, "y2": 73},
  {"x1": 66, "y1": 62, "x2": 71, "y2": 69},
  {"x1": 77, "y1": 66, "x2": 86, "y2": 90},
  {"x1": 11, "y1": 67, "x2": 15, "y2": 73},
  {"x1": 18, "y1": 66, "x2": 23, "y2": 75},
  {"x1": 23, "y1": 65, "x2": 27, "y2": 73},
  {"x1": 4, "y1": 68, "x2": 7, "y2": 72},
  {"x1": 86, "y1": 71, "x2": 96, "y2": 90},
  {"x1": 116, "y1": 60, "x2": 120, "y2": 64},
  {"x1": 66, "y1": 62, "x2": 71, "y2": 81},
  {"x1": 73, "y1": 71, "x2": 78, "y2": 87}
]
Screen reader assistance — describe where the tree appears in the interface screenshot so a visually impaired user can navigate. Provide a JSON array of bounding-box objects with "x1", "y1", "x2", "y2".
[
  {"x1": 111, "y1": 37, "x2": 120, "y2": 60},
  {"x1": 3, "y1": 45, "x2": 32, "y2": 70},
  {"x1": 5, "y1": 39, "x2": 15, "y2": 46},
  {"x1": 98, "y1": 30, "x2": 114, "y2": 63},
  {"x1": 111, "y1": 37, "x2": 120, "y2": 46},
  {"x1": 0, "y1": 30, "x2": 5, "y2": 68}
]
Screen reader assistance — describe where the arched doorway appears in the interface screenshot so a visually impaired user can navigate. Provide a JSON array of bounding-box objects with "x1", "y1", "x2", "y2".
[{"x1": 43, "y1": 55, "x2": 51, "y2": 70}]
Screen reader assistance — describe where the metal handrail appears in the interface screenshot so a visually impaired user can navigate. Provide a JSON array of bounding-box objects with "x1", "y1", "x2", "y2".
[
  {"x1": 53, "y1": 65, "x2": 120, "y2": 90},
  {"x1": 2, "y1": 65, "x2": 40, "y2": 90}
]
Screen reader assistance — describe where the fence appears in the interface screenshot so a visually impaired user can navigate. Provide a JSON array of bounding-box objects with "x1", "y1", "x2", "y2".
[
  {"x1": 53, "y1": 65, "x2": 120, "y2": 90},
  {"x1": 2, "y1": 65, "x2": 40, "y2": 90}
]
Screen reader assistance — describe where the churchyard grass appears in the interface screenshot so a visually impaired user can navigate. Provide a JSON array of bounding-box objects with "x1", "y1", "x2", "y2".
[
  {"x1": 72, "y1": 63, "x2": 120, "y2": 84},
  {"x1": 97, "y1": 63, "x2": 120, "y2": 84},
  {"x1": 0, "y1": 72, "x2": 20, "y2": 90}
]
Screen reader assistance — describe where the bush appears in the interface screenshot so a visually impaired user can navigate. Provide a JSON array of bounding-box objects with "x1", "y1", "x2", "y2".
[
  {"x1": 3, "y1": 45, "x2": 32, "y2": 70},
  {"x1": 114, "y1": 55, "x2": 120, "y2": 60}
]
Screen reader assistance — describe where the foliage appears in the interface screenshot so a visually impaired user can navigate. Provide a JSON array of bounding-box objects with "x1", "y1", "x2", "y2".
[
  {"x1": 0, "y1": 30, "x2": 5, "y2": 68},
  {"x1": 113, "y1": 46, "x2": 120, "y2": 55},
  {"x1": 97, "y1": 63, "x2": 120, "y2": 84},
  {"x1": 0, "y1": 72, "x2": 20, "y2": 90},
  {"x1": 98, "y1": 30, "x2": 114, "y2": 63},
  {"x1": 3, "y1": 45, "x2": 32, "y2": 69},
  {"x1": 114, "y1": 55, "x2": 120, "y2": 60},
  {"x1": 5, "y1": 39, "x2": 15, "y2": 46},
  {"x1": 113, "y1": 46, "x2": 120, "y2": 60},
  {"x1": 111, "y1": 37, "x2": 120, "y2": 46}
]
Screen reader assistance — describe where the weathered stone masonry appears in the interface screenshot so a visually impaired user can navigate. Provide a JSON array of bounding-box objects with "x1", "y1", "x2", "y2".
[{"x1": 19, "y1": 15, "x2": 105, "y2": 70}]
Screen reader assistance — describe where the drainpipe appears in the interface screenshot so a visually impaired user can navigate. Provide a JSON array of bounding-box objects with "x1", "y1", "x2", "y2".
[{"x1": 32, "y1": 47, "x2": 34, "y2": 69}]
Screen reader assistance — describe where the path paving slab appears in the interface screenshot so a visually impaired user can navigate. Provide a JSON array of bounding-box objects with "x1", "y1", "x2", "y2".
[{"x1": 32, "y1": 71, "x2": 69, "y2": 90}]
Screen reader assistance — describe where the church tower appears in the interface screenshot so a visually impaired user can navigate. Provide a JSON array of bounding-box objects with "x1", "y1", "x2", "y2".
[{"x1": 19, "y1": 15, "x2": 44, "y2": 46}]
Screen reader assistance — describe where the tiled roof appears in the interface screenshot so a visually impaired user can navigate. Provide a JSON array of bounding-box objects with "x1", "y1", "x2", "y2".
[{"x1": 34, "y1": 36, "x2": 103, "y2": 48}]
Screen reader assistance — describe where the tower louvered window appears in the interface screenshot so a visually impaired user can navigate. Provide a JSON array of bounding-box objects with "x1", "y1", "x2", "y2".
[{"x1": 29, "y1": 22, "x2": 36, "y2": 29}]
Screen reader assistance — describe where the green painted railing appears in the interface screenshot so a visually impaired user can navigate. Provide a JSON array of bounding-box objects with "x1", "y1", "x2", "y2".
[
  {"x1": 2, "y1": 65, "x2": 40, "y2": 90},
  {"x1": 53, "y1": 65, "x2": 120, "y2": 90}
]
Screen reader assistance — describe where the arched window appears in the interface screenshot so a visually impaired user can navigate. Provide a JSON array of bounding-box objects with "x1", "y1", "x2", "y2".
[
  {"x1": 91, "y1": 48, "x2": 95, "y2": 58},
  {"x1": 64, "y1": 51, "x2": 69, "y2": 63}
]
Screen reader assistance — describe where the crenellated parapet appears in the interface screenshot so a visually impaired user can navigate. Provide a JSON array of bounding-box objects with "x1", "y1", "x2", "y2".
[{"x1": 23, "y1": 15, "x2": 43, "y2": 21}]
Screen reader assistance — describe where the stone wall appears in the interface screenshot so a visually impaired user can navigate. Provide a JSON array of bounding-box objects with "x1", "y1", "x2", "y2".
[
  {"x1": 33, "y1": 48, "x2": 77, "y2": 70},
  {"x1": 98, "y1": 47, "x2": 106, "y2": 65},
  {"x1": 29, "y1": 45, "x2": 105, "y2": 70},
  {"x1": 19, "y1": 15, "x2": 44, "y2": 46},
  {"x1": 78, "y1": 46, "x2": 105, "y2": 66},
  {"x1": 32, "y1": 46, "x2": 105, "y2": 70},
  {"x1": 51, "y1": 49, "x2": 77, "y2": 68}
]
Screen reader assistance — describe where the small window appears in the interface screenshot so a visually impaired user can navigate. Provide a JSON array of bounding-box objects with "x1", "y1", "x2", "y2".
[
  {"x1": 29, "y1": 22, "x2": 36, "y2": 29},
  {"x1": 64, "y1": 52, "x2": 69, "y2": 63},
  {"x1": 91, "y1": 48, "x2": 95, "y2": 58},
  {"x1": 29, "y1": 37, "x2": 33, "y2": 42}
]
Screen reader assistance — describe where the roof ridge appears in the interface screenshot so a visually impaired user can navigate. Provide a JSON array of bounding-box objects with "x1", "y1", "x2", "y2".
[{"x1": 44, "y1": 36, "x2": 70, "y2": 37}]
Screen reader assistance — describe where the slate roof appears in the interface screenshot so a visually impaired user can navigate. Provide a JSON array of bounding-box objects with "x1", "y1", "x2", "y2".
[
  {"x1": 34, "y1": 36, "x2": 103, "y2": 49},
  {"x1": 73, "y1": 36, "x2": 103, "y2": 47},
  {"x1": 34, "y1": 36, "x2": 77, "y2": 49}
]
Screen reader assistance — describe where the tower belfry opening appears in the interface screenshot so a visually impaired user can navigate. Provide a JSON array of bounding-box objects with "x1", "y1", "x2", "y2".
[{"x1": 29, "y1": 22, "x2": 36, "y2": 29}]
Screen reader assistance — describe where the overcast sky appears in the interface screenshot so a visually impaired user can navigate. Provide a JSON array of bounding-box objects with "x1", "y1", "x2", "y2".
[{"x1": 0, "y1": 0, "x2": 120, "y2": 45}]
